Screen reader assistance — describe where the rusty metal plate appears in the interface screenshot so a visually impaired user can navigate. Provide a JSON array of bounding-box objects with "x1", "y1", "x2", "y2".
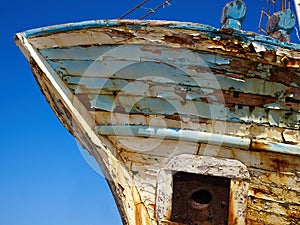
[{"x1": 171, "y1": 172, "x2": 230, "y2": 225}]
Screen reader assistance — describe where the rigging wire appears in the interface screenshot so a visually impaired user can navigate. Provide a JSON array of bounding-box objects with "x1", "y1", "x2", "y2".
[
  {"x1": 119, "y1": 0, "x2": 149, "y2": 19},
  {"x1": 118, "y1": 0, "x2": 171, "y2": 20},
  {"x1": 139, "y1": 0, "x2": 171, "y2": 19}
]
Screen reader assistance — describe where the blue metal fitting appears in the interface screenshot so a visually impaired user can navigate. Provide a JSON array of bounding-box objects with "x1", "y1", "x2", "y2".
[
  {"x1": 266, "y1": 9, "x2": 296, "y2": 42},
  {"x1": 221, "y1": 0, "x2": 247, "y2": 30}
]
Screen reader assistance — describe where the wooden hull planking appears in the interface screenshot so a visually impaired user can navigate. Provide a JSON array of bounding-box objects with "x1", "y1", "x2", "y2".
[{"x1": 15, "y1": 20, "x2": 300, "y2": 224}]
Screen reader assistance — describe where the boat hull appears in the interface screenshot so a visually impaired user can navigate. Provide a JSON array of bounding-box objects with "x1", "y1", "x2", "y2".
[{"x1": 15, "y1": 20, "x2": 300, "y2": 224}]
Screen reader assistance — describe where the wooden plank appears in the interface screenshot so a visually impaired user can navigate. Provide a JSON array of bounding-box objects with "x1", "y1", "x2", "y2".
[
  {"x1": 38, "y1": 43, "x2": 300, "y2": 84},
  {"x1": 87, "y1": 94, "x2": 300, "y2": 129},
  {"x1": 63, "y1": 74, "x2": 294, "y2": 100}
]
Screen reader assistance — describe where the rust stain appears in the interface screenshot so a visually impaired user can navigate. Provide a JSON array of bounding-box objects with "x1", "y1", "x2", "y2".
[
  {"x1": 225, "y1": 91, "x2": 276, "y2": 107},
  {"x1": 229, "y1": 59, "x2": 254, "y2": 75},
  {"x1": 228, "y1": 190, "x2": 238, "y2": 225},
  {"x1": 207, "y1": 90, "x2": 277, "y2": 108},
  {"x1": 252, "y1": 187, "x2": 270, "y2": 196},
  {"x1": 265, "y1": 173, "x2": 271, "y2": 178},
  {"x1": 226, "y1": 72, "x2": 246, "y2": 80},
  {"x1": 140, "y1": 45, "x2": 162, "y2": 55},
  {"x1": 174, "y1": 87, "x2": 187, "y2": 101},
  {"x1": 286, "y1": 58, "x2": 300, "y2": 68},
  {"x1": 289, "y1": 211, "x2": 300, "y2": 219},
  {"x1": 270, "y1": 67, "x2": 300, "y2": 87},
  {"x1": 284, "y1": 101, "x2": 300, "y2": 109},
  {"x1": 171, "y1": 172, "x2": 230, "y2": 224},
  {"x1": 271, "y1": 158, "x2": 289, "y2": 172},
  {"x1": 75, "y1": 93, "x2": 92, "y2": 109},
  {"x1": 250, "y1": 140, "x2": 269, "y2": 152},
  {"x1": 164, "y1": 33, "x2": 196, "y2": 46},
  {"x1": 132, "y1": 186, "x2": 152, "y2": 225},
  {"x1": 106, "y1": 29, "x2": 135, "y2": 39},
  {"x1": 164, "y1": 113, "x2": 209, "y2": 123},
  {"x1": 148, "y1": 203, "x2": 156, "y2": 210},
  {"x1": 214, "y1": 38, "x2": 247, "y2": 54},
  {"x1": 261, "y1": 50, "x2": 277, "y2": 63}
]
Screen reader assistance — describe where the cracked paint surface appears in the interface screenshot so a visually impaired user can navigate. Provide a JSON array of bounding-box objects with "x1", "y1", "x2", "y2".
[{"x1": 15, "y1": 19, "x2": 300, "y2": 224}]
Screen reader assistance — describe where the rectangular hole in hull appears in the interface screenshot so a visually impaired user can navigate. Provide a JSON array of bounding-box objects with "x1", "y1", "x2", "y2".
[{"x1": 171, "y1": 171, "x2": 230, "y2": 225}]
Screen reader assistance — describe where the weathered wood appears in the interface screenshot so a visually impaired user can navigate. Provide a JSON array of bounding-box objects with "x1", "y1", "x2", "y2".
[{"x1": 15, "y1": 19, "x2": 300, "y2": 224}]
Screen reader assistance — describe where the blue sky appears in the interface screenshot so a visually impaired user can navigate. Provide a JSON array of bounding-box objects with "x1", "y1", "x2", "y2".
[{"x1": 1, "y1": 1, "x2": 298, "y2": 225}]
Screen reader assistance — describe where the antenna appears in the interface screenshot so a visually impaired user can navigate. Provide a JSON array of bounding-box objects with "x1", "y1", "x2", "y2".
[
  {"x1": 258, "y1": 0, "x2": 294, "y2": 34},
  {"x1": 258, "y1": 0, "x2": 277, "y2": 34},
  {"x1": 118, "y1": 0, "x2": 171, "y2": 20}
]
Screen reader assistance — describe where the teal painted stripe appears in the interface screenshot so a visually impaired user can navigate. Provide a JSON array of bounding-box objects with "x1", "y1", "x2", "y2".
[
  {"x1": 23, "y1": 20, "x2": 217, "y2": 38},
  {"x1": 95, "y1": 125, "x2": 251, "y2": 150},
  {"x1": 167, "y1": 23, "x2": 218, "y2": 33},
  {"x1": 21, "y1": 19, "x2": 300, "y2": 50},
  {"x1": 24, "y1": 20, "x2": 119, "y2": 38},
  {"x1": 169, "y1": 24, "x2": 300, "y2": 50}
]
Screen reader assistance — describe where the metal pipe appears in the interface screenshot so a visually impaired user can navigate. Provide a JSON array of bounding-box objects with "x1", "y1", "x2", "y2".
[
  {"x1": 282, "y1": 0, "x2": 286, "y2": 10},
  {"x1": 95, "y1": 125, "x2": 251, "y2": 150},
  {"x1": 95, "y1": 125, "x2": 300, "y2": 156}
]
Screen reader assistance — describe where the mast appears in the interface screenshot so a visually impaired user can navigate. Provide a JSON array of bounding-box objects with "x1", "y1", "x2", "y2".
[{"x1": 282, "y1": 0, "x2": 286, "y2": 10}]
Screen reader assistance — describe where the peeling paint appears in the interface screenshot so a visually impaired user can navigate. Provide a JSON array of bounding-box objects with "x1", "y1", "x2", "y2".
[{"x1": 15, "y1": 19, "x2": 300, "y2": 225}]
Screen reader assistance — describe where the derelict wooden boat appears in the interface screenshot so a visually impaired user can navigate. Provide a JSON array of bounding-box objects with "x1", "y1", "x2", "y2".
[{"x1": 15, "y1": 1, "x2": 300, "y2": 224}]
